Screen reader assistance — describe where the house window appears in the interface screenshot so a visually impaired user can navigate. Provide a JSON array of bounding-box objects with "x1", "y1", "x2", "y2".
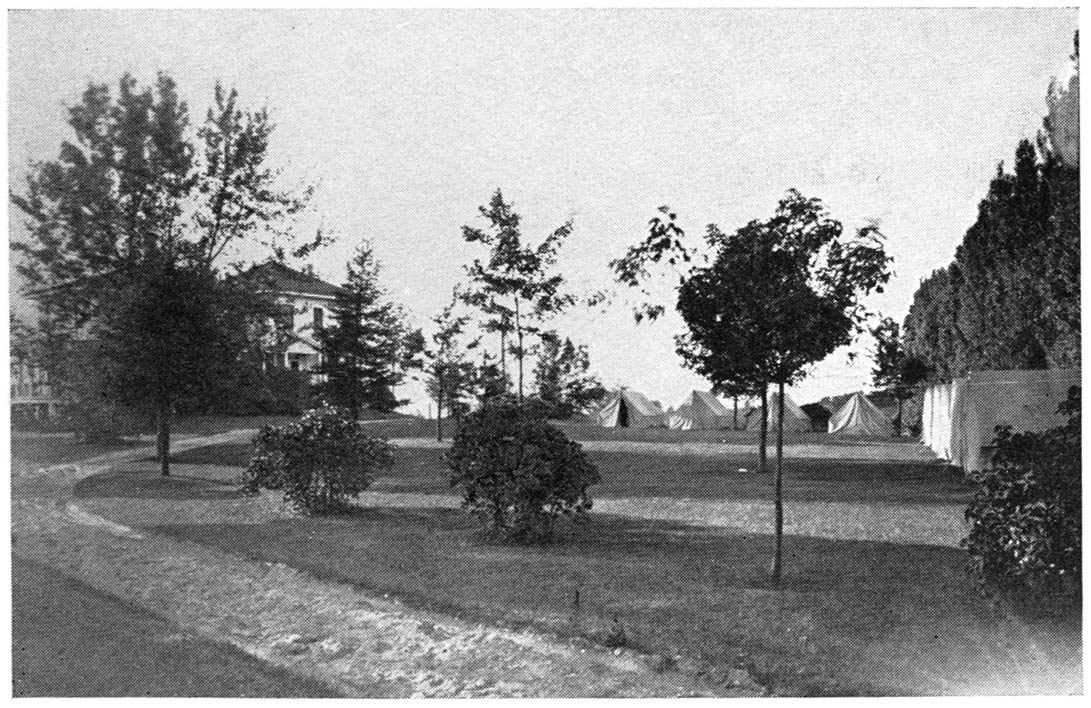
[
  {"x1": 313, "y1": 307, "x2": 324, "y2": 329},
  {"x1": 289, "y1": 359, "x2": 300, "y2": 371}
]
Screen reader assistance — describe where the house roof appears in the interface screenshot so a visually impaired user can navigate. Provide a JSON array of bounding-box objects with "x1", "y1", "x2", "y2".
[{"x1": 240, "y1": 260, "x2": 343, "y2": 299}]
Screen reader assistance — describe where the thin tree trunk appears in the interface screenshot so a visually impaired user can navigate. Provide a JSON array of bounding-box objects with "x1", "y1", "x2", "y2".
[
  {"x1": 772, "y1": 381, "x2": 785, "y2": 584},
  {"x1": 758, "y1": 384, "x2": 768, "y2": 472},
  {"x1": 514, "y1": 298, "x2": 524, "y2": 406},
  {"x1": 158, "y1": 401, "x2": 171, "y2": 477},
  {"x1": 437, "y1": 368, "x2": 444, "y2": 442},
  {"x1": 733, "y1": 395, "x2": 739, "y2": 431},
  {"x1": 500, "y1": 327, "x2": 507, "y2": 386}
]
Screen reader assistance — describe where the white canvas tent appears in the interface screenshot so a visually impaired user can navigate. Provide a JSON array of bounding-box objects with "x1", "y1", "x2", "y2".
[
  {"x1": 745, "y1": 390, "x2": 811, "y2": 432},
  {"x1": 668, "y1": 390, "x2": 732, "y2": 430},
  {"x1": 593, "y1": 389, "x2": 667, "y2": 428},
  {"x1": 828, "y1": 391, "x2": 892, "y2": 436}
]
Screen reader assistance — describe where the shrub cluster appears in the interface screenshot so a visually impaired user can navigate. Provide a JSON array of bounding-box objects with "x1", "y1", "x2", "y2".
[
  {"x1": 243, "y1": 403, "x2": 394, "y2": 513},
  {"x1": 963, "y1": 386, "x2": 1081, "y2": 600},
  {"x1": 446, "y1": 397, "x2": 600, "y2": 541}
]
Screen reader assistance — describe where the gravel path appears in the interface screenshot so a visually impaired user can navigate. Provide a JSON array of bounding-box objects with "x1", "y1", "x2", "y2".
[{"x1": 11, "y1": 437, "x2": 735, "y2": 698}]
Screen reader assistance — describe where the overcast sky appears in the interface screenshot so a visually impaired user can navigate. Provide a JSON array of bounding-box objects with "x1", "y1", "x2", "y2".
[{"x1": 7, "y1": 8, "x2": 1078, "y2": 414}]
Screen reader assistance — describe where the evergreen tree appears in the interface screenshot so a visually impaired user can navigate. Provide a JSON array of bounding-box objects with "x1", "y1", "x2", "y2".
[{"x1": 315, "y1": 243, "x2": 416, "y2": 418}]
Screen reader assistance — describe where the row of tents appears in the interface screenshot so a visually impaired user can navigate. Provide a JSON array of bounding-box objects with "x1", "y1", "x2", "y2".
[{"x1": 592, "y1": 388, "x2": 893, "y2": 436}]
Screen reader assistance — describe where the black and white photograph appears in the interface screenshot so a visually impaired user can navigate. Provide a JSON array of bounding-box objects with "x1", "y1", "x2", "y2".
[{"x1": 6, "y1": 5, "x2": 1082, "y2": 698}]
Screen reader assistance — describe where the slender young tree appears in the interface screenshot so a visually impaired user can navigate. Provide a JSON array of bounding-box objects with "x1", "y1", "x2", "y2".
[
  {"x1": 870, "y1": 317, "x2": 930, "y2": 436},
  {"x1": 314, "y1": 243, "x2": 417, "y2": 418},
  {"x1": 678, "y1": 192, "x2": 891, "y2": 583},
  {"x1": 424, "y1": 293, "x2": 479, "y2": 440},
  {"x1": 616, "y1": 192, "x2": 891, "y2": 584},
  {"x1": 461, "y1": 189, "x2": 575, "y2": 405}
]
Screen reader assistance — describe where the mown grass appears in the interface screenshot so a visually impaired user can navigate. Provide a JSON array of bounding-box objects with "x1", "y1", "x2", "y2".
[
  {"x1": 11, "y1": 557, "x2": 341, "y2": 697},
  {"x1": 149, "y1": 507, "x2": 1081, "y2": 696},
  {"x1": 166, "y1": 442, "x2": 970, "y2": 505},
  {"x1": 62, "y1": 421, "x2": 1078, "y2": 696}
]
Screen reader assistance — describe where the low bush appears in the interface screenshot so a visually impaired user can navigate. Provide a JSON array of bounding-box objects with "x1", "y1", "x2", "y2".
[
  {"x1": 962, "y1": 386, "x2": 1080, "y2": 601},
  {"x1": 446, "y1": 397, "x2": 600, "y2": 541},
  {"x1": 243, "y1": 403, "x2": 395, "y2": 513}
]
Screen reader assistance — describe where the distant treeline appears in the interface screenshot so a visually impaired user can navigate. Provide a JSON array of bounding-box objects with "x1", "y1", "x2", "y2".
[{"x1": 902, "y1": 138, "x2": 1079, "y2": 382}]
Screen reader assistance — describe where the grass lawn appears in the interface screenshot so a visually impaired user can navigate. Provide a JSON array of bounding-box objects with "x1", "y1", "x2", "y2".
[
  {"x1": 10, "y1": 436, "x2": 142, "y2": 468},
  {"x1": 11, "y1": 557, "x2": 340, "y2": 697},
  {"x1": 147, "y1": 507, "x2": 1080, "y2": 696},
  {"x1": 167, "y1": 442, "x2": 971, "y2": 505},
  {"x1": 68, "y1": 430, "x2": 1077, "y2": 696}
]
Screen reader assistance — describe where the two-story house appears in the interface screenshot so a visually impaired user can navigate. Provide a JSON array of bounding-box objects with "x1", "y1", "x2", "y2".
[{"x1": 241, "y1": 260, "x2": 344, "y2": 378}]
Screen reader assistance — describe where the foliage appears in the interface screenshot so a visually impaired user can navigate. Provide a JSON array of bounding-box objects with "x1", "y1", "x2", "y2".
[
  {"x1": 10, "y1": 72, "x2": 316, "y2": 472},
  {"x1": 533, "y1": 331, "x2": 607, "y2": 418},
  {"x1": 870, "y1": 317, "x2": 929, "y2": 435},
  {"x1": 610, "y1": 206, "x2": 691, "y2": 323},
  {"x1": 616, "y1": 190, "x2": 891, "y2": 583},
  {"x1": 904, "y1": 44, "x2": 1080, "y2": 378},
  {"x1": 461, "y1": 189, "x2": 576, "y2": 403},
  {"x1": 243, "y1": 403, "x2": 395, "y2": 513},
  {"x1": 423, "y1": 292, "x2": 480, "y2": 438},
  {"x1": 314, "y1": 243, "x2": 421, "y2": 417},
  {"x1": 472, "y1": 352, "x2": 512, "y2": 405},
  {"x1": 962, "y1": 386, "x2": 1081, "y2": 601},
  {"x1": 446, "y1": 398, "x2": 600, "y2": 541}
]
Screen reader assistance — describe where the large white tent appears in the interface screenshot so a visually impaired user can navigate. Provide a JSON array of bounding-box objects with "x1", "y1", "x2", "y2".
[
  {"x1": 745, "y1": 390, "x2": 811, "y2": 432},
  {"x1": 593, "y1": 389, "x2": 667, "y2": 428},
  {"x1": 827, "y1": 391, "x2": 893, "y2": 436},
  {"x1": 668, "y1": 390, "x2": 732, "y2": 430}
]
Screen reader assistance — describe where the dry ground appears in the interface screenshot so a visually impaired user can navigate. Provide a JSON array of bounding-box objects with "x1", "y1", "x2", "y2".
[{"x1": 12, "y1": 557, "x2": 341, "y2": 697}]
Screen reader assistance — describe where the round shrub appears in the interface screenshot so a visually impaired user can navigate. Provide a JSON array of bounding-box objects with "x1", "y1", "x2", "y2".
[
  {"x1": 446, "y1": 398, "x2": 600, "y2": 541},
  {"x1": 243, "y1": 403, "x2": 395, "y2": 513},
  {"x1": 962, "y1": 386, "x2": 1080, "y2": 601}
]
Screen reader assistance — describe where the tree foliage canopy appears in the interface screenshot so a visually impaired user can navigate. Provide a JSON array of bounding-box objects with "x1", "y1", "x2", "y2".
[{"x1": 903, "y1": 44, "x2": 1080, "y2": 380}]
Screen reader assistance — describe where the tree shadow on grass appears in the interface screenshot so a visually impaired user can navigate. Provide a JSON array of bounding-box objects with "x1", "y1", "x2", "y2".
[
  {"x1": 150, "y1": 505, "x2": 1081, "y2": 697},
  {"x1": 73, "y1": 465, "x2": 246, "y2": 501}
]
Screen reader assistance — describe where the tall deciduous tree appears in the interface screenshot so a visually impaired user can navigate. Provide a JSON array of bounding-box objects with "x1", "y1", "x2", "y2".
[
  {"x1": 870, "y1": 317, "x2": 929, "y2": 436},
  {"x1": 904, "y1": 35, "x2": 1079, "y2": 378},
  {"x1": 314, "y1": 243, "x2": 419, "y2": 418},
  {"x1": 10, "y1": 73, "x2": 316, "y2": 474},
  {"x1": 461, "y1": 189, "x2": 575, "y2": 405}
]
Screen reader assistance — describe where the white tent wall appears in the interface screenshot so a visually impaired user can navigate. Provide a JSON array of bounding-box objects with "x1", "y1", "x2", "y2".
[
  {"x1": 668, "y1": 390, "x2": 732, "y2": 430},
  {"x1": 828, "y1": 391, "x2": 892, "y2": 436},
  {"x1": 593, "y1": 389, "x2": 667, "y2": 428},
  {"x1": 745, "y1": 391, "x2": 810, "y2": 432},
  {"x1": 920, "y1": 369, "x2": 1079, "y2": 472}
]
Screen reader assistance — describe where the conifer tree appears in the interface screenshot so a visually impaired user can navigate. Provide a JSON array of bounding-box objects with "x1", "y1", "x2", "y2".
[{"x1": 315, "y1": 243, "x2": 417, "y2": 418}]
